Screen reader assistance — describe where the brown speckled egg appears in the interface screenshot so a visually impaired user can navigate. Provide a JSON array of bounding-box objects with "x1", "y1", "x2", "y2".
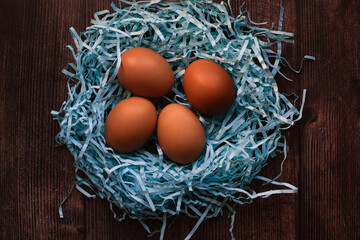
[
  {"x1": 105, "y1": 97, "x2": 157, "y2": 153},
  {"x1": 183, "y1": 59, "x2": 236, "y2": 116},
  {"x1": 157, "y1": 103, "x2": 206, "y2": 164},
  {"x1": 117, "y1": 47, "x2": 174, "y2": 98}
]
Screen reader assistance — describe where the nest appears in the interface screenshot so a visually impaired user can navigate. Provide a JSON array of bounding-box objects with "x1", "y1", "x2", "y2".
[{"x1": 52, "y1": 1, "x2": 309, "y2": 239}]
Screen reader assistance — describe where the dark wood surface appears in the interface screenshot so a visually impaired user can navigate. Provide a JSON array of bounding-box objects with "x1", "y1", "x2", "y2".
[{"x1": 1, "y1": 0, "x2": 359, "y2": 239}]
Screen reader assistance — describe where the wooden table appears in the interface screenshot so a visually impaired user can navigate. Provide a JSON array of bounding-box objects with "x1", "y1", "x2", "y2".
[{"x1": 1, "y1": 0, "x2": 359, "y2": 239}]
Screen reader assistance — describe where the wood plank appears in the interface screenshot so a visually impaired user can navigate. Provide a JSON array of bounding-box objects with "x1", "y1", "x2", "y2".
[
  {"x1": 227, "y1": 1, "x2": 301, "y2": 239},
  {"x1": 298, "y1": 0, "x2": 360, "y2": 239},
  {"x1": 0, "y1": 0, "x2": 86, "y2": 239},
  {"x1": 0, "y1": 2, "x2": 22, "y2": 239}
]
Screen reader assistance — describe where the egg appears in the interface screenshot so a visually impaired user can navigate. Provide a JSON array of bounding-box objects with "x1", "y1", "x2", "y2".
[
  {"x1": 157, "y1": 103, "x2": 206, "y2": 164},
  {"x1": 183, "y1": 59, "x2": 236, "y2": 116},
  {"x1": 117, "y1": 47, "x2": 174, "y2": 98},
  {"x1": 104, "y1": 97, "x2": 157, "y2": 153}
]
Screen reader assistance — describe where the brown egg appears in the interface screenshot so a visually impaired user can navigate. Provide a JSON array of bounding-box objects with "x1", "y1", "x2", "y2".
[
  {"x1": 117, "y1": 47, "x2": 174, "y2": 98},
  {"x1": 157, "y1": 103, "x2": 206, "y2": 164},
  {"x1": 183, "y1": 59, "x2": 236, "y2": 116},
  {"x1": 104, "y1": 97, "x2": 157, "y2": 153}
]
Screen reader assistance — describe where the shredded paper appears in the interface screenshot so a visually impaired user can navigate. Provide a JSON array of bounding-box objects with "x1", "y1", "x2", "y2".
[{"x1": 51, "y1": 0, "x2": 312, "y2": 239}]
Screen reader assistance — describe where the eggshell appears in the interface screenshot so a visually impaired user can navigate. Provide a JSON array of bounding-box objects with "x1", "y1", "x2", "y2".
[
  {"x1": 157, "y1": 103, "x2": 206, "y2": 164},
  {"x1": 183, "y1": 59, "x2": 236, "y2": 116},
  {"x1": 117, "y1": 47, "x2": 174, "y2": 98},
  {"x1": 105, "y1": 97, "x2": 157, "y2": 153}
]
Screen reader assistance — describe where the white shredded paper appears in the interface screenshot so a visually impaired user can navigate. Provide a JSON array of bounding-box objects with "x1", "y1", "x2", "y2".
[{"x1": 52, "y1": 1, "x2": 311, "y2": 239}]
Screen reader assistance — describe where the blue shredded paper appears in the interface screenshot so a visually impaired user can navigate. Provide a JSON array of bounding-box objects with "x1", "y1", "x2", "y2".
[{"x1": 51, "y1": 0, "x2": 312, "y2": 239}]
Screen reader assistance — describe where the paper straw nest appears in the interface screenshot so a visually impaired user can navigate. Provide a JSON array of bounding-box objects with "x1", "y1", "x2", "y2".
[{"x1": 52, "y1": 0, "x2": 310, "y2": 238}]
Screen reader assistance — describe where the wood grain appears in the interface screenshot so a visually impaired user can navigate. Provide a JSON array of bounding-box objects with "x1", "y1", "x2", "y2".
[
  {"x1": 298, "y1": 0, "x2": 360, "y2": 239},
  {"x1": 0, "y1": 0, "x2": 359, "y2": 239}
]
